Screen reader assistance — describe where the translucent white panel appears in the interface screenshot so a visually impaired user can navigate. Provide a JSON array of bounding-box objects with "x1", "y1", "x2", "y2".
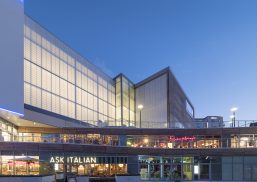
[
  {"x1": 93, "y1": 81, "x2": 98, "y2": 96},
  {"x1": 31, "y1": 86, "x2": 37, "y2": 107},
  {"x1": 31, "y1": 42, "x2": 37, "y2": 64},
  {"x1": 81, "y1": 107, "x2": 87, "y2": 121},
  {"x1": 76, "y1": 105, "x2": 82, "y2": 121},
  {"x1": 51, "y1": 75, "x2": 59, "y2": 95},
  {"x1": 68, "y1": 101, "x2": 75, "y2": 118},
  {"x1": 36, "y1": 33, "x2": 41, "y2": 45},
  {"x1": 82, "y1": 91, "x2": 88, "y2": 107},
  {"x1": 98, "y1": 77, "x2": 103, "y2": 86},
  {"x1": 24, "y1": 25, "x2": 30, "y2": 38},
  {"x1": 36, "y1": 64, "x2": 41, "y2": 88},
  {"x1": 42, "y1": 49, "x2": 51, "y2": 71},
  {"x1": 24, "y1": 83, "x2": 31, "y2": 105},
  {"x1": 81, "y1": 74, "x2": 87, "y2": 91},
  {"x1": 98, "y1": 85, "x2": 103, "y2": 99},
  {"x1": 36, "y1": 44, "x2": 41, "y2": 66},
  {"x1": 76, "y1": 62, "x2": 82, "y2": 71},
  {"x1": 31, "y1": 30, "x2": 37, "y2": 42},
  {"x1": 55, "y1": 56, "x2": 60, "y2": 76},
  {"x1": 59, "y1": 49, "x2": 64, "y2": 60},
  {"x1": 46, "y1": 39, "x2": 51, "y2": 51},
  {"x1": 116, "y1": 107, "x2": 121, "y2": 120},
  {"x1": 60, "y1": 98, "x2": 67, "y2": 116},
  {"x1": 42, "y1": 90, "x2": 51, "y2": 111},
  {"x1": 92, "y1": 72, "x2": 97, "y2": 81},
  {"x1": 93, "y1": 111, "x2": 98, "y2": 122},
  {"x1": 68, "y1": 56, "x2": 75, "y2": 67},
  {"x1": 31, "y1": 64, "x2": 37, "y2": 85},
  {"x1": 76, "y1": 88, "x2": 82, "y2": 105},
  {"x1": 63, "y1": 51, "x2": 67, "y2": 63},
  {"x1": 24, "y1": 38, "x2": 30, "y2": 60},
  {"x1": 31, "y1": 86, "x2": 41, "y2": 108},
  {"x1": 55, "y1": 46, "x2": 59, "y2": 57},
  {"x1": 60, "y1": 79, "x2": 67, "y2": 99},
  {"x1": 93, "y1": 96, "x2": 97, "y2": 111},
  {"x1": 88, "y1": 79, "x2": 94, "y2": 94},
  {"x1": 42, "y1": 69, "x2": 51, "y2": 92},
  {"x1": 36, "y1": 87, "x2": 42, "y2": 108},
  {"x1": 46, "y1": 51, "x2": 52, "y2": 71},
  {"x1": 51, "y1": 95, "x2": 60, "y2": 114},
  {"x1": 76, "y1": 71, "x2": 82, "y2": 88},
  {"x1": 41, "y1": 49, "x2": 47, "y2": 69},
  {"x1": 30, "y1": 64, "x2": 41, "y2": 87},
  {"x1": 88, "y1": 109, "x2": 93, "y2": 122},
  {"x1": 60, "y1": 61, "x2": 67, "y2": 80},
  {"x1": 51, "y1": 44, "x2": 56, "y2": 55},
  {"x1": 24, "y1": 60, "x2": 30, "y2": 83},
  {"x1": 109, "y1": 105, "x2": 115, "y2": 119},
  {"x1": 42, "y1": 37, "x2": 47, "y2": 49},
  {"x1": 102, "y1": 79, "x2": 107, "y2": 88},
  {"x1": 99, "y1": 99, "x2": 103, "y2": 114},
  {"x1": 103, "y1": 87, "x2": 107, "y2": 101},
  {"x1": 88, "y1": 94, "x2": 93, "y2": 110},
  {"x1": 87, "y1": 69, "x2": 93, "y2": 80},
  {"x1": 104, "y1": 102, "x2": 108, "y2": 116},
  {"x1": 82, "y1": 65, "x2": 87, "y2": 75},
  {"x1": 67, "y1": 65, "x2": 75, "y2": 83},
  {"x1": 51, "y1": 55, "x2": 59, "y2": 75},
  {"x1": 68, "y1": 83, "x2": 75, "y2": 102}
]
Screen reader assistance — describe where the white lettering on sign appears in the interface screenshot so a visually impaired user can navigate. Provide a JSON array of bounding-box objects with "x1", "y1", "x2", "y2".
[{"x1": 50, "y1": 156, "x2": 97, "y2": 164}]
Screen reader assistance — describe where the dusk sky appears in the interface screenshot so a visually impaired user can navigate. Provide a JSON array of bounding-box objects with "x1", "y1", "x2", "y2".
[{"x1": 25, "y1": 0, "x2": 257, "y2": 121}]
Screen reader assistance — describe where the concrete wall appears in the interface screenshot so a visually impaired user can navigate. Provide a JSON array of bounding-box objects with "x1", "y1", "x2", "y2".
[{"x1": 0, "y1": 0, "x2": 24, "y2": 115}]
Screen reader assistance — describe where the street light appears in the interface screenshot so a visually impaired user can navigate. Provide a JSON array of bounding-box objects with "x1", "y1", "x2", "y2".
[
  {"x1": 230, "y1": 107, "x2": 238, "y2": 127},
  {"x1": 138, "y1": 104, "x2": 144, "y2": 128},
  {"x1": 230, "y1": 115, "x2": 235, "y2": 128}
]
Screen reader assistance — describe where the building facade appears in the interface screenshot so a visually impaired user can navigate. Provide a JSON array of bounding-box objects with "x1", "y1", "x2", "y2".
[
  {"x1": 1, "y1": 1, "x2": 257, "y2": 182},
  {"x1": 22, "y1": 11, "x2": 194, "y2": 129}
]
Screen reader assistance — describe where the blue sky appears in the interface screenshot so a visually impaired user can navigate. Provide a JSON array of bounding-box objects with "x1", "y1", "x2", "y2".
[{"x1": 25, "y1": 0, "x2": 257, "y2": 120}]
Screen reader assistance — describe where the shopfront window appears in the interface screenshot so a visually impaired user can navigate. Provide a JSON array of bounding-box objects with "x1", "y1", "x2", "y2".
[{"x1": 0, "y1": 155, "x2": 39, "y2": 175}]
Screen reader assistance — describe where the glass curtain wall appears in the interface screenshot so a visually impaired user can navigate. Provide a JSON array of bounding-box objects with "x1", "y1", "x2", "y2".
[
  {"x1": 24, "y1": 16, "x2": 116, "y2": 126},
  {"x1": 115, "y1": 75, "x2": 135, "y2": 127},
  {"x1": 0, "y1": 118, "x2": 18, "y2": 142}
]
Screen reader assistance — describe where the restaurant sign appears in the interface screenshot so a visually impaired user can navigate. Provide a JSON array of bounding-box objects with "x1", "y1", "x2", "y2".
[
  {"x1": 169, "y1": 136, "x2": 196, "y2": 142},
  {"x1": 50, "y1": 156, "x2": 97, "y2": 164}
]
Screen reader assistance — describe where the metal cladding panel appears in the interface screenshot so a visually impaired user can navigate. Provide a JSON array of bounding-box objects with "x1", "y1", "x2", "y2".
[
  {"x1": 0, "y1": 0, "x2": 24, "y2": 115},
  {"x1": 135, "y1": 74, "x2": 168, "y2": 128}
]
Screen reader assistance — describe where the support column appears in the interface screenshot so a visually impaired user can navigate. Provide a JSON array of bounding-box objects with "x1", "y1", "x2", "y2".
[{"x1": 160, "y1": 157, "x2": 164, "y2": 179}]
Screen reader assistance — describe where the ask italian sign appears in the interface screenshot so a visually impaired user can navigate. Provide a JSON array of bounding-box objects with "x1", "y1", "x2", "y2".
[{"x1": 50, "y1": 156, "x2": 97, "y2": 164}]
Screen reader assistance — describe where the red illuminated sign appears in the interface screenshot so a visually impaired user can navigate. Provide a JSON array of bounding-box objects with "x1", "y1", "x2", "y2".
[{"x1": 169, "y1": 136, "x2": 196, "y2": 142}]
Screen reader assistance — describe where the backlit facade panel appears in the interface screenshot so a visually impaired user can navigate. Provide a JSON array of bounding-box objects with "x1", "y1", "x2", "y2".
[{"x1": 24, "y1": 16, "x2": 116, "y2": 126}]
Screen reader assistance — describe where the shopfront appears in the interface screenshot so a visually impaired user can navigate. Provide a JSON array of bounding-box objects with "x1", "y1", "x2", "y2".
[
  {"x1": 127, "y1": 135, "x2": 221, "y2": 149},
  {"x1": 50, "y1": 156, "x2": 128, "y2": 176},
  {"x1": 0, "y1": 153, "x2": 129, "y2": 177},
  {"x1": 139, "y1": 155, "x2": 257, "y2": 181}
]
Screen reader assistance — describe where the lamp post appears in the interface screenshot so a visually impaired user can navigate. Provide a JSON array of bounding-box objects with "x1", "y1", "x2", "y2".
[
  {"x1": 138, "y1": 104, "x2": 144, "y2": 128},
  {"x1": 230, "y1": 115, "x2": 235, "y2": 128},
  {"x1": 230, "y1": 107, "x2": 238, "y2": 127}
]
